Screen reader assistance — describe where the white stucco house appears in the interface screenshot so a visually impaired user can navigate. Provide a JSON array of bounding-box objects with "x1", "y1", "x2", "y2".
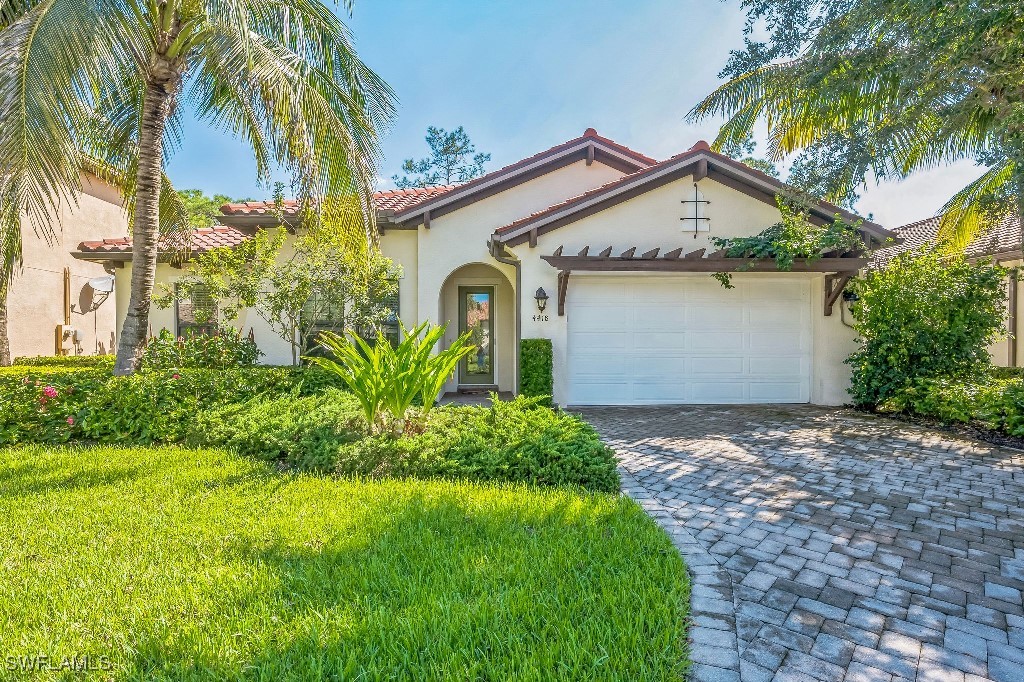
[{"x1": 75, "y1": 129, "x2": 896, "y2": 406}]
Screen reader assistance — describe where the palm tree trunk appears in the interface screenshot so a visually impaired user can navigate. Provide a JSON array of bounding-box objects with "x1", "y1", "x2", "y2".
[
  {"x1": 113, "y1": 59, "x2": 181, "y2": 375},
  {"x1": 0, "y1": 284, "x2": 10, "y2": 366}
]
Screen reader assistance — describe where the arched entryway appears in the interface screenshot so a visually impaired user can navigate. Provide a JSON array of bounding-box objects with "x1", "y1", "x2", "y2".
[{"x1": 438, "y1": 263, "x2": 515, "y2": 394}]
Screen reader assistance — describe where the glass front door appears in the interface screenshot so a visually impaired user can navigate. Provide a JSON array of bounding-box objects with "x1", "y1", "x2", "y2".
[{"x1": 458, "y1": 286, "x2": 494, "y2": 385}]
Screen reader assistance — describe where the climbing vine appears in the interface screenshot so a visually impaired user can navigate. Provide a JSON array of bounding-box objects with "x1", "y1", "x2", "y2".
[{"x1": 710, "y1": 197, "x2": 866, "y2": 287}]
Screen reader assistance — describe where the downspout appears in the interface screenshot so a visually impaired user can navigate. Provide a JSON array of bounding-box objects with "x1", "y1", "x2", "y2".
[{"x1": 490, "y1": 239, "x2": 522, "y2": 395}]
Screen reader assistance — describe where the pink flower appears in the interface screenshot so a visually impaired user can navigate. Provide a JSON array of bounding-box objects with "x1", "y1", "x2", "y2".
[
  {"x1": 21, "y1": 377, "x2": 30, "y2": 384},
  {"x1": 66, "y1": 417, "x2": 75, "y2": 425},
  {"x1": 172, "y1": 373, "x2": 180, "y2": 380},
  {"x1": 42, "y1": 386, "x2": 58, "y2": 398}
]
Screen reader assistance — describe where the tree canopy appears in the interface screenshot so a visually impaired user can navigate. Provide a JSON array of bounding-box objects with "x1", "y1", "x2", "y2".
[
  {"x1": 689, "y1": 0, "x2": 1024, "y2": 245},
  {"x1": 393, "y1": 126, "x2": 490, "y2": 189},
  {"x1": 177, "y1": 189, "x2": 253, "y2": 229}
]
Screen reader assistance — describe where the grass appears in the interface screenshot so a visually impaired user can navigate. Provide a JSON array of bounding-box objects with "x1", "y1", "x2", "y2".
[{"x1": 0, "y1": 445, "x2": 689, "y2": 681}]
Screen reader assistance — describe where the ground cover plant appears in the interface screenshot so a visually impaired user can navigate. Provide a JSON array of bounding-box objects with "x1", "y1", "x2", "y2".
[{"x1": 0, "y1": 444, "x2": 689, "y2": 681}]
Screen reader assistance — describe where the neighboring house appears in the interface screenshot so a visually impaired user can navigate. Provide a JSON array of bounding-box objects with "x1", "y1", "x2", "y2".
[
  {"x1": 8, "y1": 173, "x2": 125, "y2": 359},
  {"x1": 76, "y1": 129, "x2": 895, "y2": 405},
  {"x1": 874, "y1": 214, "x2": 1023, "y2": 367}
]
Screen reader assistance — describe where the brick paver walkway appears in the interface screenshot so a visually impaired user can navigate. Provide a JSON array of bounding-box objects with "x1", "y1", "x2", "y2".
[{"x1": 579, "y1": 405, "x2": 1024, "y2": 682}]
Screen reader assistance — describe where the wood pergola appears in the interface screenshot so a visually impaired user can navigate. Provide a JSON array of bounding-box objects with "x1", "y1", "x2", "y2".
[{"x1": 540, "y1": 245, "x2": 867, "y2": 317}]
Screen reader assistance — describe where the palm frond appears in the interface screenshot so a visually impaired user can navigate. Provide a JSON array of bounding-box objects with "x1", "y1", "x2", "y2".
[{"x1": 938, "y1": 159, "x2": 1017, "y2": 251}]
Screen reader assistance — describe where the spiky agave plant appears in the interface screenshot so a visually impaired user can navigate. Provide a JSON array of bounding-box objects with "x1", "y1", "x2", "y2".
[{"x1": 0, "y1": 0, "x2": 395, "y2": 372}]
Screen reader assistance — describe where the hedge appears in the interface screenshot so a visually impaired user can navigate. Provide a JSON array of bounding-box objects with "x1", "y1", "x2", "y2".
[
  {"x1": 882, "y1": 373, "x2": 1024, "y2": 437},
  {"x1": 0, "y1": 365, "x2": 344, "y2": 445},
  {"x1": 12, "y1": 355, "x2": 114, "y2": 368},
  {"x1": 520, "y1": 338, "x2": 553, "y2": 406}
]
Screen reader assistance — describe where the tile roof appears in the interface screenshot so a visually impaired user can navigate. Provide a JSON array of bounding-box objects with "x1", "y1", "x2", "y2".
[
  {"x1": 872, "y1": 214, "x2": 1022, "y2": 266},
  {"x1": 389, "y1": 128, "x2": 657, "y2": 221},
  {"x1": 219, "y1": 186, "x2": 459, "y2": 218},
  {"x1": 76, "y1": 225, "x2": 255, "y2": 255},
  {"x1": 492, "y1": 141, "x2": 891, "y2": 244}
]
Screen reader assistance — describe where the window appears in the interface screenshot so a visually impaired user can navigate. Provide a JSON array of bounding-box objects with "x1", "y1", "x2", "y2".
[
  {"x1": 175, "y1": 284, "x2": 218, "y2": 337},
  {"x1": 301, "y1": 292, "x2": 346, "y2": 356},
  {"x1": 381, "y1": 286, "x2": 401, "y2": 346}
]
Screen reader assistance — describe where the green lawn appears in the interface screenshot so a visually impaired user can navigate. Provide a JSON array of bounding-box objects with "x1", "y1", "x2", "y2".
[{"x1": 0, "y1": 445, "x2": 689, "y2": 681}]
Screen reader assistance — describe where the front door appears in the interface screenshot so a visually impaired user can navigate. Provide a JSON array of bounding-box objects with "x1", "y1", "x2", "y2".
[{"x1": 458, "y1": 286, "x2": 494, "y2": 385}]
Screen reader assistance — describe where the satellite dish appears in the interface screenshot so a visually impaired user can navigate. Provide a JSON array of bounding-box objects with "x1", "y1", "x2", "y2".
[{"x1": 88, "y1": 275, "x2": 115, "y2": 293}]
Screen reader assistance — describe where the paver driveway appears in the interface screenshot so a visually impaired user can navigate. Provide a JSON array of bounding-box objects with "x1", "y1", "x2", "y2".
[{"x1": 579, "y1": 405, "x2": 1024, "y2": 682}]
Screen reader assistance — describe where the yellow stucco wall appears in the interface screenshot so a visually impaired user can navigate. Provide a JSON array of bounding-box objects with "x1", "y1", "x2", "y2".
[{"x1": 8, "y1": 174, "x2": 126, "y2": 359}]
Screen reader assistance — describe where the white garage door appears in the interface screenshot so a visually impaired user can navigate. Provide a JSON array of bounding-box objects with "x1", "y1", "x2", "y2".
[{"x1": 567, "y1": 276, "x2": 811, "y2": 405}]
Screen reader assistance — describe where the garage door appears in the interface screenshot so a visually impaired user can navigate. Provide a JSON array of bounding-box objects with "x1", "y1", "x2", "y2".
[{"x1": 567, "y1": 276, "x2": 811, "y2": 405}]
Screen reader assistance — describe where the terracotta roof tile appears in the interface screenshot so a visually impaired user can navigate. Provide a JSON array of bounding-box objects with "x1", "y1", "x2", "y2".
[
  {"x1": 219, "y1": 186, "x2": 459, "y2": 218},
  {"x1": 77, "y1": 226, "x2": 255, "y2": 255},
  {"x1": 873, "y1": 214, "x2": 1022, "y2": 266}
]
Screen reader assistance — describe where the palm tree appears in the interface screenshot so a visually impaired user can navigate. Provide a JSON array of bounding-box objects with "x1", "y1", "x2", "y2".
[
  {"x1": 688, "y1": 0, "x2": 1024, "y2": 250},
  {"x1": 0, "y1": 0, "x2": 395, "y2": 373}
]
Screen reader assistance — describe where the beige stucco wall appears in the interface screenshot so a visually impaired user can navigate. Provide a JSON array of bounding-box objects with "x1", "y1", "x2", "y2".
[
  {"x1": 988, "y1": 263, "x2": 1023, "y2": 368},
  {"x1": 127, "y1": 230, "x2": 300, "y2": 366},
  {"x1": 412, "y1": 159, "x2": 626, "y2": 393},
  {"x1": 8, "y1": 174, "x2": 126, "y2": 359},
  {"x1": 509, "y1": 174, "x2": 859, "y2": 406}
]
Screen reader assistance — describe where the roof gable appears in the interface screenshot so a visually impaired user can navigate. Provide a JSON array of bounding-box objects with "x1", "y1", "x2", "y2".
[
  {"x1": 492, "y1": 141, "x2": 895, "y2": 248},
  {"x1": 387, "y1": 128, "x2": 655, "y2": 227}
]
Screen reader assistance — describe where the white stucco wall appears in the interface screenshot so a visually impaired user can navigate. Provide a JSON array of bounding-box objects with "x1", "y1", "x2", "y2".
[
  {"x1": 8, "y1": 174, "x2": 126, "y2": 359},
  {"x1": 509, "y1": 174, "x2": 860, "y2": 406}
]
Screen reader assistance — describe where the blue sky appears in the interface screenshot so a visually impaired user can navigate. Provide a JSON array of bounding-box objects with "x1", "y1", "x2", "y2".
[{"x1": 165, "y1": 0, "x2": 980, "y2": 229}]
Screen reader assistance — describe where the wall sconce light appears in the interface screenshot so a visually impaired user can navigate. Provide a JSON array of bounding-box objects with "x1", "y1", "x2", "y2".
[{"x1": 534, "y1": 287, "x2": 549, "y2": 313}]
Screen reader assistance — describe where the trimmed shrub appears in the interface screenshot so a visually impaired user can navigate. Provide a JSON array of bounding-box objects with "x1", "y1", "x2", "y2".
[
  {"x1": 142, "y1": 328, "x2": 262, "y2": 369},
  {"x1": 193, "y1": 393, "x2": 620, "y2": 491},
  {"x1": 189, "y1": 389, "x2": 364, "y2": 470},
  {"x1": 990, "y1": 366, "x2": 1024, "y2": 380},
  {"x1": 519, "y1": 339, "x2": 553, "y2": 406},
  {"x1": 12, "y1": 355, "x2": 114, "y2": 368},
  {"x1": 846, "y1": 247, "x2": 1007, "y2": 406},
  {"x1": 0, "y1": 365, "x2": 345, "y2": 445}
]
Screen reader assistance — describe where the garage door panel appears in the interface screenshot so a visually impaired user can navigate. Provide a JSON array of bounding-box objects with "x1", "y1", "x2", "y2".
[
  {"x1": 688, "y1": 305, "x2": 744, "y2": 326},
  {"x1": 690, "y1": 331, "x2": 744, "y2": 351},
  {"x1": 749, "y1": 330, "x2": 807, "y2": 352},
  {"x1": 633, "y1": 331, "x2": 688, "y2": 350},
  {"x1": 632, "y1": 356, "x2": 687, "y2": 377},
  {"x1": 568, "y1": 277, "x2": 811, "y2": 405},
  {"x1": 572, "y1": 306, "x2": 632, "y2": 329},
  {"x1": 569, "y1": 353, "x2": 630, "y2": 376},
  {"x1": 632, "y1": 382, "x2": 689, "y2": 402},
  {"x1": 691, "y1": 356, "x2": 745, "y2": 375},
  {"x1": 571, "y1": 382, "x2": 630, "y2": 405},
  {"x1": 749, "y1": 382, "x2": 806, "y2": 401},
  {"x1": 690, "y1": 381, "x2": 746, "y2": 401},
  {"x1": 748, "y1": 305, "x2": 805, "y2": 327},
  {"x1": 747, "y1": 356, "x2": 806, "y2": 376}
]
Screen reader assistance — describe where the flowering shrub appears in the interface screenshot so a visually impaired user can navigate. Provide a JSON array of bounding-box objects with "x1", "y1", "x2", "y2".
[
  {"x1": 142, "y1": 328, "x2": 262, "y2": 369},
  {"x1": 0, "y1": 366, "x2": 344, "y2": 445}
]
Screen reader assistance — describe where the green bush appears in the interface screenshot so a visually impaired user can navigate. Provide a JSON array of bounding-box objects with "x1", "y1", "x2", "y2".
[
  {"x1": 846, "y1": 247, "x2": 1007, "y2": 406},
  {"x1": 12, "y1": 355, "x2": 114, "y2": 368},
  {"x1": 0, "y1": 365, "x2": 345, "y2": 445},
  {"x1": 990, "y1": 366, "x2": 1024, "y2": 380},
  {"x1": 142, "y1": 328, "x2": 262, "y2": 369},
  {"x1": 193, "y1": 392, "x2": 620, "y2": 491},
  {"x1": 520, "y1": 338, "x2": 553, "y2": 406},
  {"x1": 189, "y1": 389, "x2": 364, "y2": 470}
]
